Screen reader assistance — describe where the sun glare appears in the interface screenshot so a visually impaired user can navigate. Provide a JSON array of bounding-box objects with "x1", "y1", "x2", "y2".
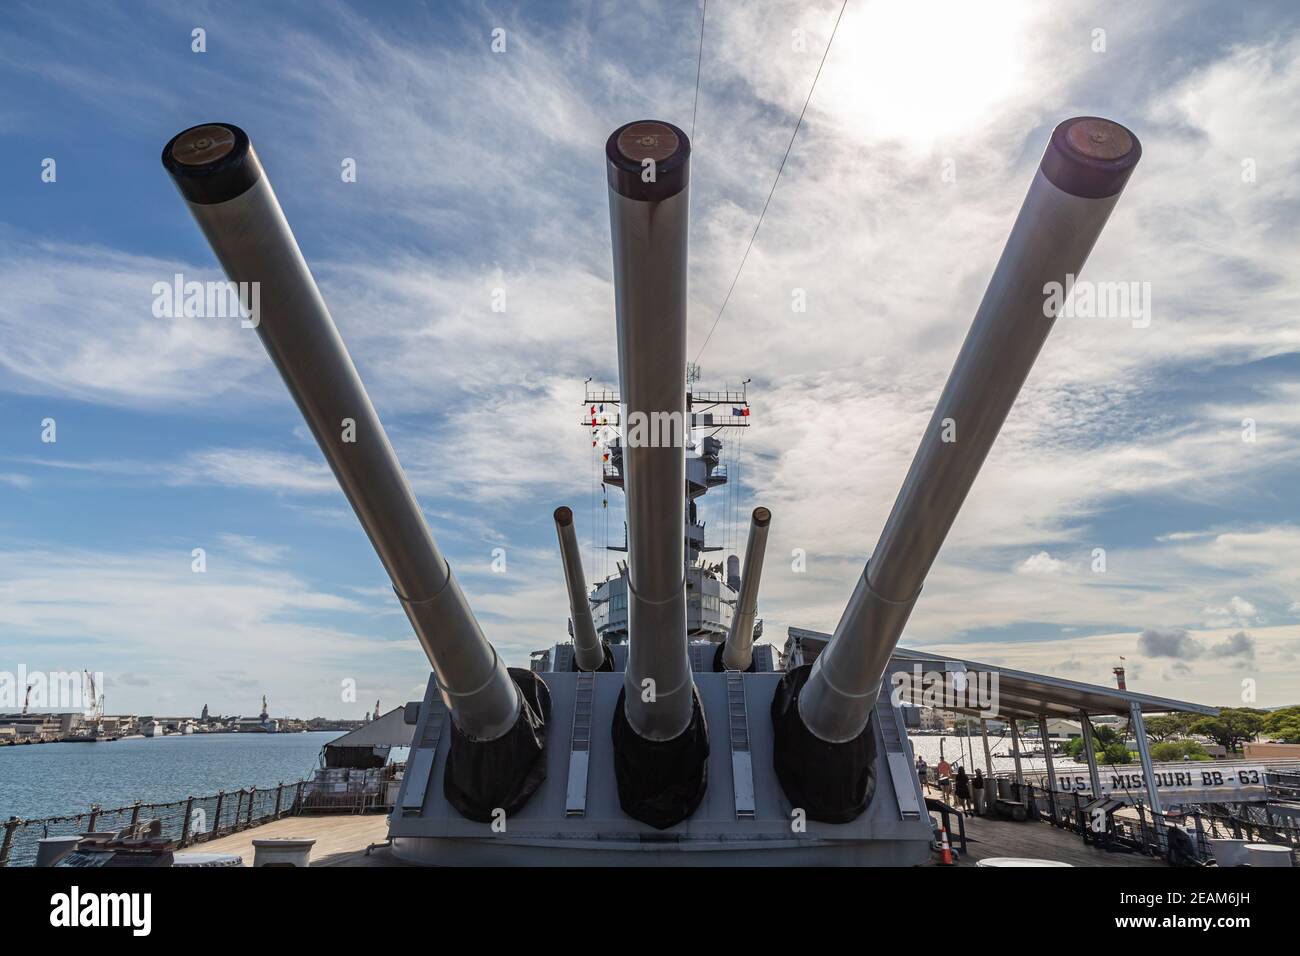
[{"x1": 823, "y1": 0, "x2": 1032, "y2": 147}]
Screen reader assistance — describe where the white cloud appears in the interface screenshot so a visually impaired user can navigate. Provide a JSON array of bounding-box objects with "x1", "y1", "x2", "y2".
[
  {"x1": 168, "y1": 448, "x2": 339, "y2": 496},
  {"x1": 1202, "y1": 595, "x2": 1259, "y2": 628},
  {"x1": 0, "y1": 543, "x2": 443, "y2": 718},
  {"x1": 215, "y1": 533, "x2": 290, "y2": 565},
  {"x1": 1017, "y1": 551, "x2": 1067, "y2": 575},
  {"x1": 0, "y1": 243, "x2": 267, "y2": 407}
]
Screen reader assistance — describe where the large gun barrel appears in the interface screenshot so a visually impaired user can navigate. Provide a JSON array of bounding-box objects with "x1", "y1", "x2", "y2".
[
  {"x1": 553, "y1": 506, "x2": 609, "y2": 672},
  {"x1": 604, "y1": 120, "x2": 709, "y2": 830},
  {"x1": 720, "y1": 507, "x2": 771, "y2": 672},
  {"x1": 161, "y1": 124, "x2": 520, "y2": 743},
  {"x1": 797, "y1": 117, "x2": 1142, "y2": 745},
  {"x1": 606, "y1": 121, "x2": 693, "y2": 742}
]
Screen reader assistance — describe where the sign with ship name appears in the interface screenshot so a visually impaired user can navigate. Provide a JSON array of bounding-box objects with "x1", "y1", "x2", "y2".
[{"x1": 1049, "y1": 765, "x2": 1269, "y2": 796}]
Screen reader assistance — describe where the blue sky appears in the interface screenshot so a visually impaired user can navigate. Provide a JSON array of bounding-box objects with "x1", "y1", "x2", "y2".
[{"x1": 2, "y1": 0, "x2": 1299, "y2": 718}]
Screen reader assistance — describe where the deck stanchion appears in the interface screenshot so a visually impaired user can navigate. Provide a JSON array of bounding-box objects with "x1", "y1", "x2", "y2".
[
  {"x1": 1128, "y1": 702, "x2": 1166, "y2": 852},
  {"x1": 0, "y1": 817, "x2": 18, "y2": 867},
  {"x1": 1079, "y1": 713, "x2": 1102, "y2": 798},
  {"x1": 979, "y1": 718, "x2": 996, "y2": 816},
  {"x1": 1193, "y1": 812, "x2": 1207, "y2": 859},
  {"x1": 1009, "y1": 719, "x2": 1025, "y2": 790},
  {"x1": 181, "y1": 797, "x2": 194, "y2": 845},
  {"x1": 1038, "y1": 715, "x2": 1057, "y2": 824}
]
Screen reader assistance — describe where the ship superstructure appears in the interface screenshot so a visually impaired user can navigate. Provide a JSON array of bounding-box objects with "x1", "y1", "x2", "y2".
[{"x1": 537, "y1": 373, "x2": 771, "y2": 671}]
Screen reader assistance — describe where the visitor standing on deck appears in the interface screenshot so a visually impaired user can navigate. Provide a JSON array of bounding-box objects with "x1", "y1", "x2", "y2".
[{"x1": 954, "y1": 765, "x2": 971, "y2": 812}]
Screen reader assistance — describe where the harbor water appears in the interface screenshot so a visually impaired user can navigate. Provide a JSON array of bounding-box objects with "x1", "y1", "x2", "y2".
[
  {"x1": 0, "y1": 731, "x2": 346, "y2": 821},
  {"x1": 906, "y1": 733, "x2": 1086, "y2": 777}
]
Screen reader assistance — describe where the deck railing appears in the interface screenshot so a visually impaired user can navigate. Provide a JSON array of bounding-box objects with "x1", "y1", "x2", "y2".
[
  {"x1": 0, "y1": 780, "x2": 309, "y2": 868},
  {"x1": 1015, "y1": 782, "x2": 1300, "y2": 865}
]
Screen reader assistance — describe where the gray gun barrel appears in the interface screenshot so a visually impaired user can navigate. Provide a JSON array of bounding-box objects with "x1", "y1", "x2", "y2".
[
  {"x1": 606, "y1": 120, "x2": 693, "y2": 741},
  {"x1": 162, "y1": 123, "x2": 520, "y2": 742},
  {"x1": 798, "y1": 117, "x2": 1142, "y2": 743},
  {"x1": 553, "y1": 506, "x2": 607, "y2": 672},
  {"x1": 721, "y1": 507, "x2": 771, "y2": 672}
]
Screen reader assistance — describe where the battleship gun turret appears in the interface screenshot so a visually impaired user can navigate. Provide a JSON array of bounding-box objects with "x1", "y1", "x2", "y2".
[
  {"x1": 553, "y1": 507, "x2": 614, "y2": 672},
  {"x1": 773, "y1": 117, "x2": 1142, "y2": 821},
  {"x1": 718, "y1": 507, "x2": 771, "y2": 672},
  {"x1": 155, "y1": 113, "x2": 1146, "y2": 864},
  {"x1": 604, "y1": 120, "x2": 709, "y2": 827},
  {"x1": 162, "y1": 123, "x2": 548, "y2": 821}
]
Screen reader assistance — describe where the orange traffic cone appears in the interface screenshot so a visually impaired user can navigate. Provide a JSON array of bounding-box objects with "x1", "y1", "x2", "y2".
[{"x1": 938, "y1": 825, "x2": 955, "y2": 865}]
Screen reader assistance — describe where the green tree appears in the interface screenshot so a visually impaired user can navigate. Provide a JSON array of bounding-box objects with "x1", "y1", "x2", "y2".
[
  {"x1": 1092, "y1": 723, "x2": 1121, "y2": 746},
  {"x1": 1143, "y1": 713, "x2": 1195, "y2": 741},
  {"x1": 1261, "y1": 706, "x2": 1300, "y2": 743},
  {"x1": 1189, "y1": 708, "x2": 1266, "y2": 753},
  {"x1": 1099, "y1": 742, "x2": 1132, "y2": 765},
  {"x1": 1063, "y1": 734, "x2": 1132, "y2": 765},
  {"x1": 1150, "y1": 739, "x2": 1209, "y2": 761}
]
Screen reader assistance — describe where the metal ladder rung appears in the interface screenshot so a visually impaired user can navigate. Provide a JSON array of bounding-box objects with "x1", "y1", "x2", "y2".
[
  {"x1": 726, "y1": 673, "x2": 756, "y2": 817},
  {"x1": 565, "y1": 673, "x2": 596, "y2": 817}
]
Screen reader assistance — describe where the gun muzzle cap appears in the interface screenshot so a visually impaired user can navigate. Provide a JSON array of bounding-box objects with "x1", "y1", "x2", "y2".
[
  {"x1": 1040, "y1": 116, "x2": 1141, "y2": 199},
  {"x1": 606, "y1": 119, "x2": 690, "y2": 202},
  {"x1": 162, "y1": 122, "x2": 262, "y2": 205}
]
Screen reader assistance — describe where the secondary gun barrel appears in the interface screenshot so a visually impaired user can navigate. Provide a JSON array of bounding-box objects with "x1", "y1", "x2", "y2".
[
  {"x1": 161, "y1": 123, "x2": 520, "y2": 743},
  {"x1": 798, "y1": 117, "x2": 1142, "y2": 744},
  {"x1": 720, "y1": 507, "x2": 771, "y2": 672},
  {"x1": 606, "y1": 120, "x2": 693, "y2": 741},
  {"x1": 553, "y1": 506, "x2": 607, "y2": 672}
]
